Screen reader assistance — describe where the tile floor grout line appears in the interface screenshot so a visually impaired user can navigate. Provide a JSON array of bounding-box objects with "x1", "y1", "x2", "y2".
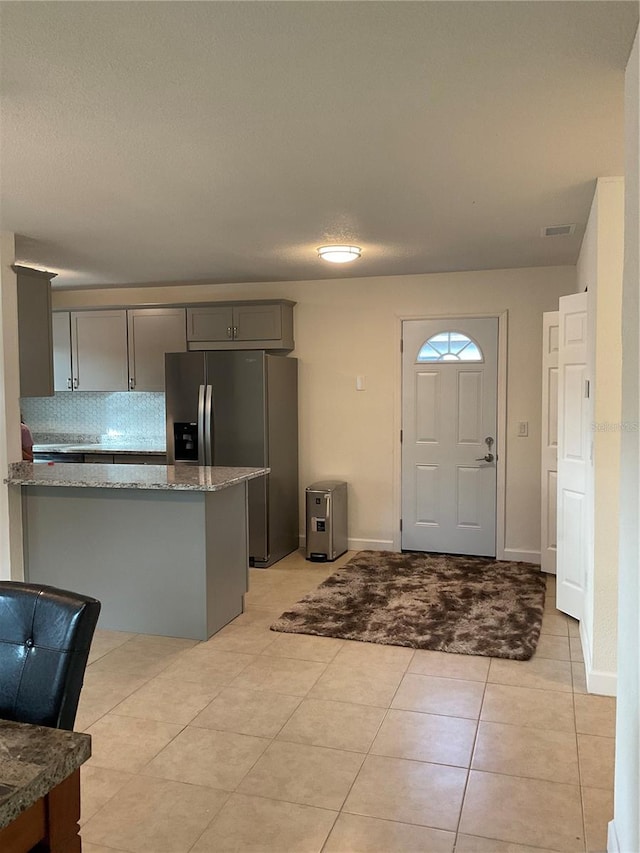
[
  {"x1": 451, "y1": 663, "x2": 489, "y2": 846},
  {"x1": 573, "y1": 641, "x2": 590, "y2": 853}
]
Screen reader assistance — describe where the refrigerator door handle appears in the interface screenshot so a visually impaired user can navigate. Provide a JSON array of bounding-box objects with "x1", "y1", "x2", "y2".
[
  {"x1": 204, "y1": 384, "x2": 214, "y2": 466},
  {"x1": 197, "y1": 384, "x2": 206, "y2": 466}
]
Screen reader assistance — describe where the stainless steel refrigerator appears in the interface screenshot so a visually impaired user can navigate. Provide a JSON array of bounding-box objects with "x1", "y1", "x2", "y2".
[{"x1": 165, "y1": 350, "x2": 298, "y2": 568}]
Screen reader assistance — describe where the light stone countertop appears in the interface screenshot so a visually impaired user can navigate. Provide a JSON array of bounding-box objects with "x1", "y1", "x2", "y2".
[
  {"x1": 0, "y1": 719, "x2": 91, "y2": 830},
  {"x1": 5, "y1": 462, "x2": 269, "y2": 492},
  {"x1": 33, "y1": 440, "x2": 166, "y2": 455}
]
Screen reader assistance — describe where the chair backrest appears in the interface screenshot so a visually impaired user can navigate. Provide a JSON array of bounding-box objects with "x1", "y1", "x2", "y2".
[{"x1": 0, "y1": 581, "x2": 101, "y2": 730}]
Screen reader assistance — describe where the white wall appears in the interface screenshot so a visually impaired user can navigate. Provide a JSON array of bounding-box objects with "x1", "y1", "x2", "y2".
[
  {"x1": 54, "y1": 264, "x2": 575, "y2": 556},
  {"x1": 0, "y1": 232, "x2": 25, "y2": 580},
  {"x1": 610, "y1": 26, "x2": 639, "y2": 853},
  {"x1": 577, "y1": 177, "x2": 624, "y2": 696}
]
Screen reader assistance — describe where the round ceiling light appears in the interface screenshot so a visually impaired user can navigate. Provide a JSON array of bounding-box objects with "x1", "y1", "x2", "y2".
[{"x1": 317, "y1": 245, "x2": 362, "y2": 263}]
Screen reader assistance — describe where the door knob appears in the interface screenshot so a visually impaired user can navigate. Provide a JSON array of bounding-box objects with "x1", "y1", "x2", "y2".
[{"x1": 476, "y1": 453, "x2": 495, "y2": 463}]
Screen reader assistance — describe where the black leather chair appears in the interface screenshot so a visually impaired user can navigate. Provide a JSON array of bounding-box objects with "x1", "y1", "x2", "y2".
[{"x1": 0, "y1": 581, "x2": 101, "y2": 730}]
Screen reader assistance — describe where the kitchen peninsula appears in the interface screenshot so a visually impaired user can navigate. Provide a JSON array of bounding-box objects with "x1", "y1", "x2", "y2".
[{"x1": 5, "y1": 462, "x2": 268, "y2": 641}]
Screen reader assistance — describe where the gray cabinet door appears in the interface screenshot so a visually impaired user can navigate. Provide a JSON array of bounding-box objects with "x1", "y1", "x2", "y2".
[
  {"x1": 71, "y1": 310, "x2": 128, "y2": 391},
  {"x1": 186, "y1": 306, "x2": 234, "y2": 342},
  {"x1": 83, "y1": 453, "x2": 115, "y2": 464},
  {"x1": 52, "y1": 312, "x2": 72, "y2": 392},
  {"x1": 233, "y1": 304, "x2": 282, "y2": 341},
  {"x1": 16, "y1": 266, "x2": 55, "y2": 397},
  {"x1": 128, "y1": 308, "x2": 187, "y2": 391},
  {"x1": 112, "y1": 453, "x2": 167, "y2": 464}
]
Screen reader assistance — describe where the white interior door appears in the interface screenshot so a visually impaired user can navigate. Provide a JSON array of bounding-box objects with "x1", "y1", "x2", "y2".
[
  {"x1": 401, "y1": 317, "x2": 498, "y2": 556},
  {"x1": 541, "y1": 311, "x2": 559, "y2": 574},
  {"x1": 556, "y1": 292, "x2": 589, "y2": 619}
]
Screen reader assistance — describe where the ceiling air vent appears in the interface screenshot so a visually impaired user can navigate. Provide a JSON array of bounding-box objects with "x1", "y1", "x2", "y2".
[{"x1": 541, "y1": 224, "x2": 576, "y2": 238}]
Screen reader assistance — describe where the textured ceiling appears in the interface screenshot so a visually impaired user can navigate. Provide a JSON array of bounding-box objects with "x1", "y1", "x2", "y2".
[{"x1": 1, "y1": 1, "x2": 638, "y2": 289}]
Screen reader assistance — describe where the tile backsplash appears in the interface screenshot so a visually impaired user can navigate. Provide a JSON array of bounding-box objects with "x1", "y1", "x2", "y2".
[{"x1": 21, "y1": 392, "x2": 166, "y2": 442}]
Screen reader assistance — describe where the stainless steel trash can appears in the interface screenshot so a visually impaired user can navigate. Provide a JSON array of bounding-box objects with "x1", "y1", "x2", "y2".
[{"x1": 305, "y1": 481, "x2": 348, "y2": 562}]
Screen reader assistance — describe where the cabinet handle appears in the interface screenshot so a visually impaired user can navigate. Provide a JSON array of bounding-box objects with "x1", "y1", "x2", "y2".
[
  {"x1": 67, "y1": 378, "x2": 72, "y2": 389},
  {"x1": 233, "y1": 326, "x2": 238, "y2": 338},
  {"x1": 227, "y1": 326, "x2": 232, "y2": 338},
  {"x1": 129, "y1": 377, "x2": 135, "y2": 390},
  {"x1": 73, "y1": 377, "x2": 78, "y2": 389}
]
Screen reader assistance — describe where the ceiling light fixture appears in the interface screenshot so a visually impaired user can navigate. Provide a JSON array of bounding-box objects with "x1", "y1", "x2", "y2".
[{"x1": 317, "y1": 245, "x2": 362, "y2": 263}]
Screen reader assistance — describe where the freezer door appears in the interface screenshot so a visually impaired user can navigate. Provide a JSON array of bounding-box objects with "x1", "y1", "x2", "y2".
[
  {"x1": 165, "y1": 352, "x2": 206, "y2": 464},
  {"x1": 206, "y1": 351, "x2": 269, "y2": 562}
]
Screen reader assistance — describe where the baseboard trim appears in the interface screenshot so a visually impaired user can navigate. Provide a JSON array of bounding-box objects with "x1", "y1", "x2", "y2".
[
  {"x1": 502, "y1": 548, "x2": 541, "y2": 564},
  {"x1": 298, "y1": 537, "x2": 396, "y2": 553},
  {"x1": 607, "y1": 819, "x2": 620, "y2": 853},
  {"x1": 586, "y1": 667, "x2": 617, "y2": 697},
  {"x1": 348, "y1": 539, "x2": 396, "y2": 552},
  {"x1": 580, "y1": 619, "x2": 617, "y2": 697}
]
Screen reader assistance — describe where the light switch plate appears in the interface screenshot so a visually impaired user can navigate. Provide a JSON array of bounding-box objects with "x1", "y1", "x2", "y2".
[{"x1": 517, "y1": 421, "x2": 528, "y2": 437}]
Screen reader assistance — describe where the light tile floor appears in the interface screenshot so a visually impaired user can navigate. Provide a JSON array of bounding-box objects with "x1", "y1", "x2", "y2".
[{"x1": 78, "y1": 550, "x2": 616, "y2": 853}]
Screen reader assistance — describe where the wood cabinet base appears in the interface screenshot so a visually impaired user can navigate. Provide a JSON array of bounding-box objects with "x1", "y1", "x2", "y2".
[{"x1": 0, "y1": 768, "x2": 81, "y2": 853}]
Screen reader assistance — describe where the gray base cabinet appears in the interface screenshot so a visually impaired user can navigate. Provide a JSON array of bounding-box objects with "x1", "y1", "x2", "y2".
[
  {"x1": 22, "y1": 482, "x2": 249, "y2": 640},
  {"x1": 85, "y1": 453, "x2": 166, "y2": 464}
]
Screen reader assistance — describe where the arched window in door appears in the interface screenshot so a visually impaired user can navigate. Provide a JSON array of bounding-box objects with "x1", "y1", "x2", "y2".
[{"x1": 416, "y1": 331, "x2": 483, "y2": 363}]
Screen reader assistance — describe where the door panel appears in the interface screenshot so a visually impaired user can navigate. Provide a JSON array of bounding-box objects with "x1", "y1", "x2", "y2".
[
  {"x1": 402, "y1": 317, "x2": 498, "y2": 556},
  {"x1": 564, "y1": 365, "x2": 587, "y2": 457},
  {"x1": 416, "y1": 465, "x2": 438, "y2": 524},
  {"x1": 457, "y1": 467, "x2": 482, "y2": 527},
  {"x1": 556, "y1": 292, "x2": 588, "y2": 618},
  {"x1": 541, "y1": 311, "x2": 559, "y2": 573},
  {"x1": 415, "y1": 372, "x2": 439, "y2": 441},
  {"x1": 458, "y1": 372, "x2": 483, "y2": 443}
]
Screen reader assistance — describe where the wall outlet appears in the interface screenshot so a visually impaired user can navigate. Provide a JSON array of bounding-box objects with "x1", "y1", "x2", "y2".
[{"x1": 517, "y1": 421, "x2": 529, "y2": 437}]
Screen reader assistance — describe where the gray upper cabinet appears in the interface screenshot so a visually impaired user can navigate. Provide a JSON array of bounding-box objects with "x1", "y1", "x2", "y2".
[
  {"x1": 127, "y1": 307, "x2": 187, "y2": 391},
  {"x1": 53, "y1": 307, "x2": 187, "y2": 392},
  {"x1": 15, "y1": 265, "x2": 56, "y2": 397},
  {"x1": 52, "y1": 311, "x2": 73, "y2": 391},
  {"x1": 186, "y1": 300, "x2": 294, "y2": 352},
  {"x1": 71, "y1": 310, "x2": 129, "y2": 391}
]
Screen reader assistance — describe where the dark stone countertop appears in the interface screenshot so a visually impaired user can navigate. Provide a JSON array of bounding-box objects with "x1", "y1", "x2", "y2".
[{"x1": 0, "y1": 719, "x2": 91, "y2": 829}]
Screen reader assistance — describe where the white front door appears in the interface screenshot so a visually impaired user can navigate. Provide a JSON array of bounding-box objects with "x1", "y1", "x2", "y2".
[
  {"x1": 556, "y1": 291, "x2": 589, "y2": 619},
  {"x1": 401, "y1": 317, "x2": 498, "y2": 556},
  {"x1": 541, "y1": 311, "x2": 559, "y2": 574}
]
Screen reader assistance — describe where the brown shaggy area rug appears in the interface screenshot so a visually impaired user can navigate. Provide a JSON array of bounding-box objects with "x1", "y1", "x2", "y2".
[{"x1": 271, "y1": 550, "x2": 546, "y2": 660}]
